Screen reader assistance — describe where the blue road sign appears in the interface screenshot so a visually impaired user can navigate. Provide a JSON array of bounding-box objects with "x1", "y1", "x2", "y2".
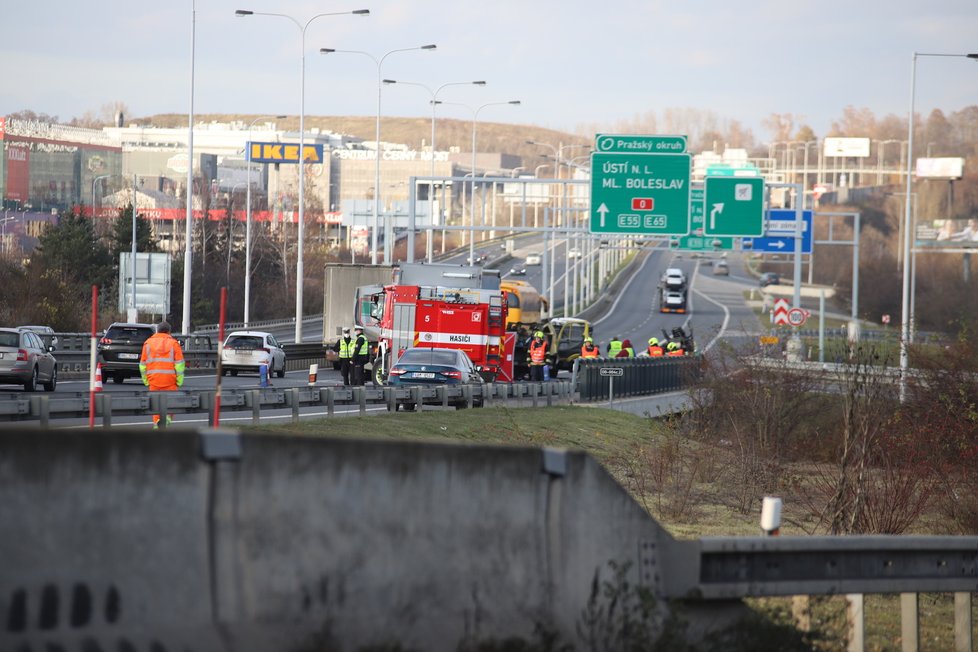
[{"x1": 743, "y1": 209, "x2": 813, "y2": 254}]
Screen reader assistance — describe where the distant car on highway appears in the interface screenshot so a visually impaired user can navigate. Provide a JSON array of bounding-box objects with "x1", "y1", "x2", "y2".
[
  {"x1": 0, "y1": 327, "x2": 57, "y2": 391},
  {"x1": 759, "y1": 272, "x2": 781, "y2": 287},
  {"x1": 221, "y1": 331, "x2": 287, "y2": 378},
  {"x1": 509, "y1": 267, "x2": 526, "y2": 276},
  {"x1": 97, "y1": 322, "x2": 156, "y2": 384},
  {"x1": 713, "y1": 260, "x2": 730, "y2": 276},
  {"x1": 568, "y1": 248, "x2": 582, "y2": 259},
  {"x1": 524, "y1": 252, "x2": 542, "y2": 265},
  {"x1": 466, "y1": 253, "x2": 488, "y2": 265}
]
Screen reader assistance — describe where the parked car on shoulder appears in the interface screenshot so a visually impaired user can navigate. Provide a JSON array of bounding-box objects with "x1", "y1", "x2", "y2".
[
  {"x1": 221, "y1": 331, "x2": 286, "y2": 378},
  {"x1": 0, "y1": 327, "x2": 57, "y2": 391},
  {"x1": 759, "y1": 272, "x2": 781, "y2": 287},
  {"x1": 387, "y1": 347, "x2": 484, "y2": 410},
  {"x1": 97, "y1": 322, "x2": 156, "y2": 384}
]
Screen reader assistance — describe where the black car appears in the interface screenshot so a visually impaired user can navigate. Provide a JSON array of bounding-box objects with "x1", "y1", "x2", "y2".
[
  {"x1": 759, "y1": 272, "x2": 781, "y2": 287},
  {"x1": 97, "y1": 322, "x2": 156, "y2": 383},
  {"x1": 387, "y1": 347, "x2": 484, "y2": 410}
]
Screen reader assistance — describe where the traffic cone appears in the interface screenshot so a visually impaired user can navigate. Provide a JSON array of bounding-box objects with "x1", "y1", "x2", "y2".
[{"x1": 94, "y1": 363, "x2": 103, "y2": 393}]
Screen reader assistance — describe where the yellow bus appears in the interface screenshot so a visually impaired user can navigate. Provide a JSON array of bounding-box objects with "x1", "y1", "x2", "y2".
[{"x1": 500, "y1": 280, "x2": 548, "y2": 328}]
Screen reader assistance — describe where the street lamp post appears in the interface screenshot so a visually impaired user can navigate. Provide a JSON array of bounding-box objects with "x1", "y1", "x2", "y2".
[
  {"x1": 244, "y1": 115, "x2": 286, "y2": 328},
  {"x1": 384, "y1": 79, "x2": 486, "y2": 263},
  {"x1": 237, "y1": 8, "x2": 369, "y2": 343},
  {"x1": 321, "y1": 45, "x2": 437, "y2": 266},
  {"x1": 901, "y1": 51, "x2": 978, "y2": 398},
  {"x1": 466, "y1": 101, "x2": 521, "y2": 262},
  {"x1": 182, "y1": 0, "x2": 196, "y2": 335}
]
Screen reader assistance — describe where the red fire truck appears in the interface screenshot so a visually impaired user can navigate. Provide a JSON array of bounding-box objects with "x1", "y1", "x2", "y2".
[{"x1": 360, "y1": 284, "x2": 510, "y2": 384}]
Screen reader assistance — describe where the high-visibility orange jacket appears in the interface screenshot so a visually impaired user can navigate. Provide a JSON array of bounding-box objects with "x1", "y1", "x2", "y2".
[
  {"x1": 647, "y1": 345, "x2": 664, "y2": 357},
  {"x1": 529, "y1": 339, "x2": 547, "y2": 365},
  {"x1": 139, "y1": 333, "x2": 186, "y2": 391},
  {"x1": 580, "y1": 344, "x2": 599, "y2": 358}
]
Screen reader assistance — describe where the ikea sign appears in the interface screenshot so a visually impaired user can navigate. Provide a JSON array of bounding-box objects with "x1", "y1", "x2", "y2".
[{"x1": 248, "y1": 141, "x2": 324, "y2": 164}]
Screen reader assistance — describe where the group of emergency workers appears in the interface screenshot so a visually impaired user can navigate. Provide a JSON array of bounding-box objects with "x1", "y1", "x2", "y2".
[{"x1": 579, "y1": 334, "x2": 690, "y2": 359}]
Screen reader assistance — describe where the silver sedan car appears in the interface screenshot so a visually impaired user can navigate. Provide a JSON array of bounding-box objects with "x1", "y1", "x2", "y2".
[{"x1": 0, "y1": 327, "x2": 57, "y2": 391}]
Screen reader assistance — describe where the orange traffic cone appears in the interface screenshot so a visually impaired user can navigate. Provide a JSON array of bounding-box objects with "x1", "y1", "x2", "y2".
[{"x1": 94, "y1": 363, "x2": 103, "y2": 393}]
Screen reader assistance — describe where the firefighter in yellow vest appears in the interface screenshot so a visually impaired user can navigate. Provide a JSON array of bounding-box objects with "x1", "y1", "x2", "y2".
[
  {"x1": 607, "y1": 336, "x2": 623, "y2": 358},
  {"x1": 580, "y1": 336, "x2": 600, "y2": 358},
  {"x1": 528, "y1": 330, "x2": 547, "y2": 382},
  {"x1": 139, "y1": 321, "x2": 185, "y2": 428}
]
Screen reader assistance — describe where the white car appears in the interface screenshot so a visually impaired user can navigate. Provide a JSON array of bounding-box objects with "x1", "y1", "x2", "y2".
[
  {"x1": 662, "y1": 267, "x2": 687, "y2": 289},
  {"x1": 525, "y1": 252, "x2": 542, "y2": 265},
  {"x1": 221, "y1": 330, "x2": 287, "y2": 378},
  {"x1": 568, "y1": 248, "x2": 582, "y2": 259}
]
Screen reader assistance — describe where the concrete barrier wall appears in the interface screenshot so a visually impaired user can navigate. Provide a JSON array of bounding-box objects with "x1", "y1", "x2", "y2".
[{"x1": 0, "y1": 428, "x2": 675, "y2": 651}]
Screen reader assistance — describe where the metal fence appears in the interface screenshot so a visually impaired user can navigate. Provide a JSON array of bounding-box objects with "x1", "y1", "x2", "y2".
[{"x1": 575, "y1": 356, "x2": 701, "y2": 401}]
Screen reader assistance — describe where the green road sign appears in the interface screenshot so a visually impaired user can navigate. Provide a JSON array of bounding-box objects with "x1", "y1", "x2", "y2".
[
  {"x1": 590, "y1": 151, "x2": 691, "y2": 236},
  {"x1": 595, "y1": 134, "x2": 687, "y2": 154},
  {"x1": 672, "y1": 188, "x2": 734, "y2": 251},
  {"x1": 703, "y1": 176, "x2": 765, "y2": 237}
]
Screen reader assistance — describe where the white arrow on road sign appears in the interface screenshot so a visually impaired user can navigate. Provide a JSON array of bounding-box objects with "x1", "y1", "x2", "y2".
[
  {"x1": 597, "y1": 203, "x2": 610, "y2": 228},
  {"x1": 771, "y1": 240, "x2": 786, "y2": 249},
  {"x1": 709, "y1": 203, "x2": 724, "y2": 230}
]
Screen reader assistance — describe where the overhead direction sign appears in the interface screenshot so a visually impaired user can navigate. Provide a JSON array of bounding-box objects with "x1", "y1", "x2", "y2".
[
  {"x1": 744, "y1": 209, "x2": 813, "y2": 254},
  {"x1": 672, "y1": 188, "x2": 734, "y2": 252},
  {"x1": 703, "y1": 176, "x2": 765, "y2": 237},
  {"x1": 595, "y1": 134, "x2": 687, "y2": 154},
  {"x1": 590, "y1": 150, "x2": 691, "y2": 236}
]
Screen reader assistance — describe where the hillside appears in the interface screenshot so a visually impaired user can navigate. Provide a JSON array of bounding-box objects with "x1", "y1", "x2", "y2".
[{"x1": 140, "y1": 113, "x2": 591, "y2": 170}]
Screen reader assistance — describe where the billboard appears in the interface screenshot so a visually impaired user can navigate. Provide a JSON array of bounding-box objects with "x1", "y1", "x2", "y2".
[
  {"x1": 916, "y1": 157, "x2": 965, "y2": 179},
  {"x1": 823, "y1": 138, "x2": 871, "y2": 158},
  {"x1": 915, "y1": 218, "x2": 978, "y2": 249},
  {"x1": 118, "y1": 252, "x2": 172, "y2": 314}
]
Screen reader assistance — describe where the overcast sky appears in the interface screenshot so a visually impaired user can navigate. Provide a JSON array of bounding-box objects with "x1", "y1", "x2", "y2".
[{"x1": 4, "y1": 0, "x2": 978, "y2": 142}]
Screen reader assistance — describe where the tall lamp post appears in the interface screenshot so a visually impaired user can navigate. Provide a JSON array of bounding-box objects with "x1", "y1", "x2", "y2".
[
  {"x1": 384, "y1": 79, "x2": 486, "y2": 262},
  {"x1": 182, "y1": 0, "x2": 196, "y2": 335},
  {"x1": 321, "y1": 45, "x2": 437, "y2": 266},
  {"x1": 236, "y1": 8, "x2": 369, "y2": 343},
  {"x1": 901, "y1": 51, "x2": 978, "y2": 397},
  {"x1": 466, "y1": 101, "x2": 521, "y2": 262},
  {"x1": 244, "y1": 115, "x2": 286, "y2": 328}
]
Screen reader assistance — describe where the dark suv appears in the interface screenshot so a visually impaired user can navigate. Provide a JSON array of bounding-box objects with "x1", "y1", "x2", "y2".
[
  {"x1": 759, "y1": 272, "x2": 781, "y2": 287},
  {"x1": 97, "y1": 323, "x2": 156, "y2": 383}
]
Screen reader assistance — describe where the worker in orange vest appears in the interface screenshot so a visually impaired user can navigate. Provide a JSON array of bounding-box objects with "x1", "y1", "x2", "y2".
[
  {"x1": 647, "y1": 337, "x2": 664, "y2": 357},
  {"x1": 580, "y1": 336, "x2": 600, "y2": 358},
  {"x1": 528, "y1": 330, "x2": 548, "y2": 382},
  {"x1": 666, "y1": 341, "x2": 685, "y2": 357},
  {"x1": 139, "y1": 320, "x2": 186, "y2": 428}
]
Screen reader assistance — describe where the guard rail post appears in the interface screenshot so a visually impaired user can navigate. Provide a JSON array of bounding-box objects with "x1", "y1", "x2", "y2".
[
  {"x1": 286, "y1": 388, "x2": 300, "y2": 423},
  {"x1": 322, "y1": 387, "x2": 335, "y2": 416},
  {"x1": 485, "y1": 384, "x2": 494, "y2": 408},
  {"x1": 410, "y1": 386, "x2": 421, "y2": 411},
  {"x1": 463, "y1": 385, "x2": 473, "y2": 409},
  {"x1": 30, "y1": 395, "x2": 50, "y2": 428},
  {"x1": 356, "y1": 387, "x2": 366, "y2": 416},
  {"x1": 97, "y1": 393, "x2": 112, "y2": 428},
  {"x1": 384, "y1": 387, "x2": 395, "y2": 412},
  {"x1": 438, "y1": 386, "x2": 448, "y2": 409},
  {"x1": 546, "y1": 383, "x2": 553, "y2": 407},
  {"x1": 249, "y1": 390, "x2": 260, "y2": 425}
]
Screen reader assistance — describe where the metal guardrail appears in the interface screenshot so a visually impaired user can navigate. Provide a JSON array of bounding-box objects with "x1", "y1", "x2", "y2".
[
  {"x1": 0, "y1": 381, "x2": 574, "y2": 425},
  {"x1": 574, "y1": 356, "x2": 701, "y2": 401}
]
